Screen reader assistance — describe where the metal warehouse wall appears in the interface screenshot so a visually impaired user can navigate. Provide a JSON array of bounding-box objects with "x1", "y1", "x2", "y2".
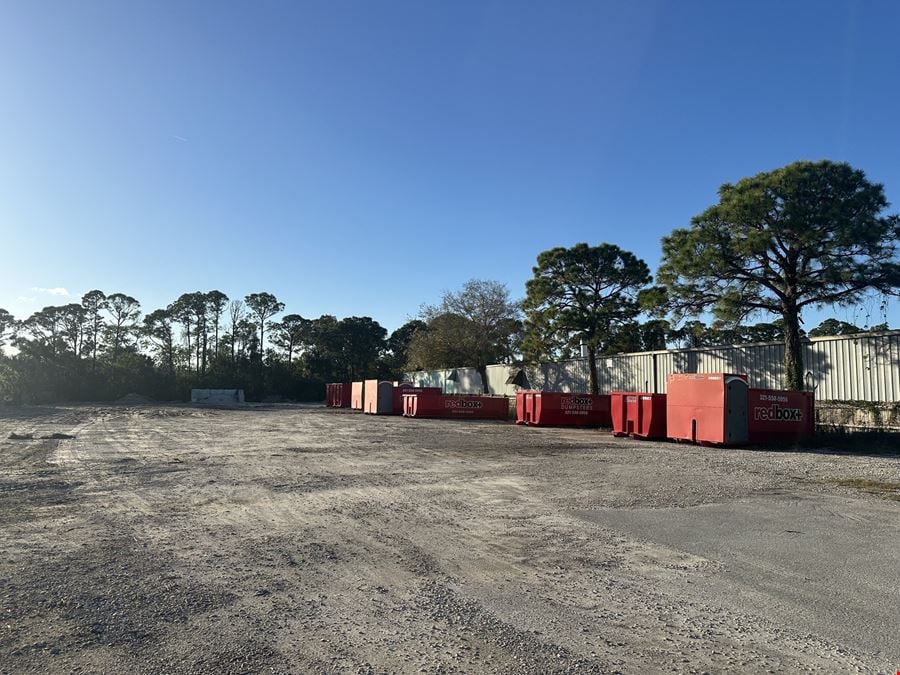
[{"x1": 406, "y1": 331, "x2": 900, "y2": 403}]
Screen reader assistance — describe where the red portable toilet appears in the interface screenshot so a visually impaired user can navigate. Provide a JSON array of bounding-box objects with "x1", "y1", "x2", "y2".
[
  {"x1": 747, "y1": 389, "x2": 814, "y2": 443},
  {"x1": 527, "y1": 392, "x2": 612, "y2": 427},
  {"x1": 611, "y1": 392, "x2": 667, "y2": 440},
  {"x1": 667, "y1": 373, "x2": 749, "y2": 445}
]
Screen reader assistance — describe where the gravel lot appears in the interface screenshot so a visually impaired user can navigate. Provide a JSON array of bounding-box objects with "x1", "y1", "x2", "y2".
[{"x1": 1, "y1": 403, "x2": 898, "y2": 673}]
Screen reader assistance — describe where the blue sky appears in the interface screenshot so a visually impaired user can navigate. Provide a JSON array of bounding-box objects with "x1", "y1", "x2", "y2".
[{"x1": 1, "y1": 0, "x2": 898, "y2": 333}]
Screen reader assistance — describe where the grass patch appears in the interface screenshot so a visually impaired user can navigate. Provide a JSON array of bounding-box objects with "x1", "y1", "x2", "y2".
[
  {"x1": 822, "y1": 478, "x2": 900, "y2": 501},
  {"x1": 800, "y1": 428, "x2": 900, "y2": 455}
]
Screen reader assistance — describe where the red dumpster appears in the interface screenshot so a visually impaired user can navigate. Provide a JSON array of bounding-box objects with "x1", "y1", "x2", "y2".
[
  {"x1": 391, "y1": 385, "x2": 441, "y2": 415},
  {"x1": 337, "y1": 382, "x2": 351, "y2": 407},
  {"x1": 667, "y1": 373, "x2": 749, "y2": 445},
  {"x1": 526, "y1": 392, "x2": 611, "y2": 427},
  {"x1": 402, "y1": 391, "x2": 436, "y2": 417},
  {"x1": 326, "y1": 382, "x2": 351, "y2": 408},
  {"x1": 611, "y1": 392, "x2": 667, "y2": 440},
  {"x1": 364, "y1": 381, "x2": 440, "y2": 414},
  {"x1": 403, "y1": 393, "x2": 509, "y2": 420},
  {"x1": 515, "y1": 390, "x2": 537, "y2": 424},
  {"x1": 747, "y1": 389, "x2": 814, "y2": 443}
]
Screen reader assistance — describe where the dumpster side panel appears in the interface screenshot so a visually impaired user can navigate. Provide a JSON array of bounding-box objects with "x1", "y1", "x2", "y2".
[
  {"x1": 442, "y1": 396, "x2": 508, "y2": 419},
  {"x1": 747, "y1": 389, "x2": 814, "y2": 443},
  {"x1": 529, "y1": 392, "x2": 611, "y2": 427},
  {"x1": 404, "y1": 394, "x2": 508, "y2": 420}
]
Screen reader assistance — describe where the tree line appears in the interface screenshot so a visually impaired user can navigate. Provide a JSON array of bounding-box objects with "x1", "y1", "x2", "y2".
[
  {"x1": 0, "y1": 290, "x2": 424, "y2": 404},
  {"x1": 405, "y1": 160, "x2": 899, "y2": 393},
  {"x1": 2, "y1": 160, "x2": 898, "y2": 402}
]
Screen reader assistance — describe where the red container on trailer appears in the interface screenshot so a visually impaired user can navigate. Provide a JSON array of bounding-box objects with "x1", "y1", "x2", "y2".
[
  {"x1": 611, "y1": 392, "x2": 667, "y2": 439},
  {"x1": 403, "y1": 393, "x2": 509, "y2": 420},
  {"x1": 747, "y1": 389, "x2": 814, "y2": 443},
  {"x1": 666, "y1": 373, "x2": 749, "y2": 445},
  {"x1": 527, "y1": 392, "x2": 612, "y2": 427}
]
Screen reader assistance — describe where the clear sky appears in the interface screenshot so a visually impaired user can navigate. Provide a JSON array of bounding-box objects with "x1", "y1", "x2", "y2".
[{"x1": 2, "y1": 0, "x2": 898, "y2": 333}]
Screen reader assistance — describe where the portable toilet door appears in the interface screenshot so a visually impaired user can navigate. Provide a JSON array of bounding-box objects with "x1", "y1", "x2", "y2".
[
  {"x1": 724, "y1": 376, "x2": 749, "y2": 444},
  {"x1": 376, "y1": 381, "x2": 394, "y2": 414}
]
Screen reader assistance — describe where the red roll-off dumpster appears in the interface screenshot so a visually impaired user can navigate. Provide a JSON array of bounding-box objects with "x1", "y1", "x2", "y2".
[
  {"x1": 326, "y1": 383, "x2": 350, "y2": 407},
  {"x1": 336, "y1": 382, "x2": 351, "y2": 408},
  {"x1": 515, "y1": 391, "x2": 526, "y2": 424},
  {"x1": 611, "y1": 392, "x2": 667, "y2": 440},
  {"x1": 402, "y1": 391, "x2": 440, "y2": 417},
  {"x1": 391, "y1": 386, "x2": 441, "y2": 415},
  {"x1": 666, "y1": 373, "x2": 749, "y2": 445},
  {"x1": 528, "y1": 392, "x2": 612, "y2": 427},
  {"x1": 747, "y1": 389, "x2": 814, "y2": 443},
  {"x1": 515, "y1": 390, "x2": 538, "y2": 424}
]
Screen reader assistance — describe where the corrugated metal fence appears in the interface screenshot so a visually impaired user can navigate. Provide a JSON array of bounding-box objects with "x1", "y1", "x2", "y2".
[{"x1": 406, "y1": 330, "x2": 900, "y2": 403}]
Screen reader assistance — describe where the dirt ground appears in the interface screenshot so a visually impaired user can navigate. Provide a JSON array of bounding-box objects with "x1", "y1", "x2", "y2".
[{"x1": 1, "y1": 403, "x2": 898, "y2": 674}]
